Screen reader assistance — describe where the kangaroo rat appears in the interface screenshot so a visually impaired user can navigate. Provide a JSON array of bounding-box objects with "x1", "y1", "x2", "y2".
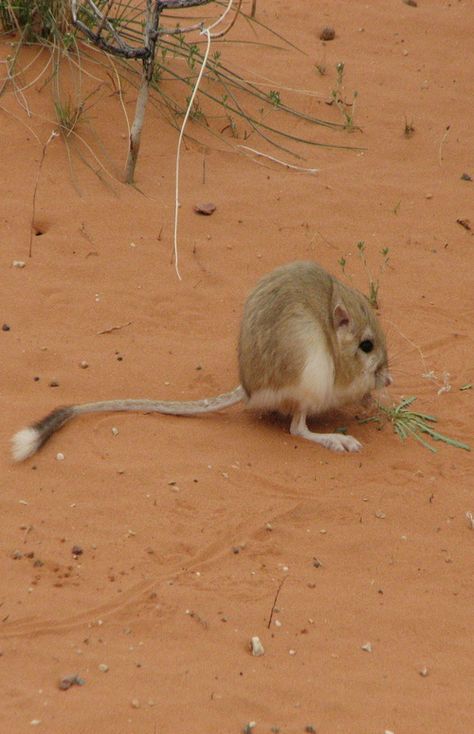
[{"x1": 11, "y1": 261, "x2": 391, "y2": 461}]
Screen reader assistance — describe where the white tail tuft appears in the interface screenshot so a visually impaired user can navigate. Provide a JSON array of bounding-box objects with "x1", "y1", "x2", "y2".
[{"x1": 11, "y1": 427, "x2": 41, "y2": 462}]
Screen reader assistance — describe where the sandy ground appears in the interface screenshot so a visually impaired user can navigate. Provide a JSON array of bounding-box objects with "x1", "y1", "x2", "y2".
[{"x1": 1, "y1": 1, "x2": 473, "y2": 732}]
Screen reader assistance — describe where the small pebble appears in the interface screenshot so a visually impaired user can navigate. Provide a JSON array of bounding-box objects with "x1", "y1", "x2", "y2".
[
  {"x1": 193, "y1": 202, "x2": 216, "y2": 216},
  {"x1": 305, "y1": 726, "x2": 317, "y2": 734},
  {"x1": 419, "y1": 666, "x2": 429, "y2": 677},
  {"x1": 79, "y1": 360, "x2": 89, "y2": 369},
  {"x1": 111, "y1": 427, "x2": 119, "y2": 436},
  {"x1": 319, "y1": 26, "x2": 335, "y2": 41},
  {"x1": 49, "y1": 380, "x2": 59, "y2": 387},
  {"x1": 250, "y1": 636, "x2": 265, "y2": 656},
  {"x1": 71, "y1": 545, "x2": 83, "y2": 556},
  {"x1": 361, "y1": 642, "x2": 372, "y2": 652},
  {"x1": 2, "y1": 323, "x2": 10, "y2": 331},
  {"x1": 375, "y1": 511, "x2": 386, "y2": 519},
  {"x1": 56, "y1": 453, "x2": 65, "y2": 461},
  {"x1": 242, "y1": 723, "x2": 256, "y2": 734},
  {"x1": 30, "y1": 721, "x2": 41, "y2": 726},
  {"x1": 58, "y1": 674, "x2": 85, "y2": 690},
  {"x1": 131, "y1": 698, "x2": 140, "y2": 709},
  {"x1": 289, "y1": 649, "x2": 296, "y2": 656},
  {"x1": 461, "y1": 173, "x2": 472, "y2": 181},
  {"x1": 98, "y1": 663, "x2": 109, "y2": 672},
  {"x1": 12, "y1": 260, "x2": 26, "y2": 268}
]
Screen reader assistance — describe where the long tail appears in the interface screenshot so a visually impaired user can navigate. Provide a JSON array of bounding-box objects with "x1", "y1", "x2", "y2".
[{"x1": 11, "y1": 386, "x2": 245, "y2": 462}]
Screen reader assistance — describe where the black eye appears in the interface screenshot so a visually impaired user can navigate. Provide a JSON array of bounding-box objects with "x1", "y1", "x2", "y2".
[{"x1": 359, "y1": 339, "x2": 374, "y2": 353}]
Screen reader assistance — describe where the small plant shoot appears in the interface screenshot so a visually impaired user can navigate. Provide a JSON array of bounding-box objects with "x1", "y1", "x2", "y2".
[{"x1": 361, "y1": 397, "x2": 471, "y2": 453}]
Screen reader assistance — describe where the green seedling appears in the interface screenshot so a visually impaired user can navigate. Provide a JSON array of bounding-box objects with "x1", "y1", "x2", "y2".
[
  {"x1": 268, "y1": 89, "x2": 281, "y2": 107},
  {"x1": 184, "y1": 95, "x2": 206, "y2": 122},
  {"x1": 356, "y1": 241, "x2": 390, "y2": 309},
  {"x1": 330, "y1": 61, "x2": 358, "y2": 130},
  {"x1": 187, "y1": 43, "x2": 199, "y2": 71},
  {"x1": 54, "y1": 97, "x2": 84, "y2": 137},
  {"x1": 360, "y1": 396, "x2": 471, "y2": 453}
]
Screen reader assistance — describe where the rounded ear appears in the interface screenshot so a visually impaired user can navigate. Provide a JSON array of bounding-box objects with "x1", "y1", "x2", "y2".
[{"x1": 333, "y1": 303, "x2": 351, "y2": 330}]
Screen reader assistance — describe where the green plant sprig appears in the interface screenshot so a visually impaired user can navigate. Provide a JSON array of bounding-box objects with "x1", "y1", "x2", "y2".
[
  {"x1": 360, "y1": 396, "x2": 471, "y2": 452},
  {"x1": 337, "y1": 243, "x2": 389, "y2": 309}
]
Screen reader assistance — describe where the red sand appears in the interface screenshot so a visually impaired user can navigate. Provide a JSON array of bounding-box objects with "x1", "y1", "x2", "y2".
[{"x1": 1, "y1": 1, "x2": 473, "y2": 732}]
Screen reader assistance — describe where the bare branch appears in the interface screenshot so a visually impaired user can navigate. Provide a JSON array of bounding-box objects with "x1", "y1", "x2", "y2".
[
  {"x1": 71, "y1": 0, "x2": 150, "y2": 58},
  {"x1": 157, "y1": 0, "x2": 213, "y2": 9},
  {"x1": 208, "y1": 0, "x2": 242, "y2": 38},
  {"x1": 74, "y1": 0, "x2": 128, "y2": 52},
  {"x1": 158, "y1": 21, "x2": 204, "y2": 36},
  {"x1": 72, "y1": 19, "x2": 150, "y2": 58}
]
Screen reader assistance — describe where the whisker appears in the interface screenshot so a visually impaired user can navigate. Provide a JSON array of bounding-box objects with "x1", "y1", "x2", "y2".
[{"x1": 384, "y1": 319, "x2": 430, "y2": 373}]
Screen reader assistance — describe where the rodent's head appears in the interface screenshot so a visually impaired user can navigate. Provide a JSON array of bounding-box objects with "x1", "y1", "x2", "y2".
[{"x1": 331, "y1": 284, "x2": 391, "y2": 403}]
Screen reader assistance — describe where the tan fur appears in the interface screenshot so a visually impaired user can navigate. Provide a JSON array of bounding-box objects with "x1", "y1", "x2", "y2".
[
  {"x1": 11, "y1": 261, "x2": 391, "y2": 461},
  {"x1": 239, "y1": 261, "x2": 389, "y2": 407}
]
